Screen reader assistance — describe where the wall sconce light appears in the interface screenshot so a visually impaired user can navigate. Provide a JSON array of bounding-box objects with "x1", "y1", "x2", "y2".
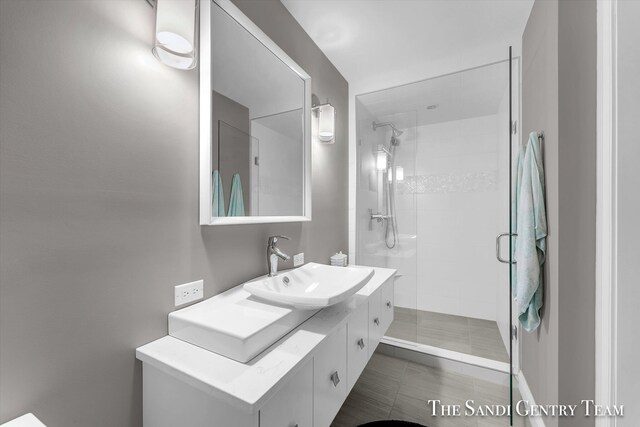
[
  {"x1": 313, "y1": 102, "x2": 336, "y2": 144},
  {"x1": 152, "y1": 0, "x2": 199, "y2": 70},
  {"x1": 376, "y1": 148, "x2": 389, "y2": 171}
]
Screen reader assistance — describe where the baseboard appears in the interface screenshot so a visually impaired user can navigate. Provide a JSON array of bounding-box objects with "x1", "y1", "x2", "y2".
[
  {"x1": 516, "y1": 371, "x2": 546, "y2": 427},
  {"x1": 380, "y1": 336, "x2": 510, "y2": 373},
  {"x1": 377, "y1": 342, "x2": 510, "y2": 386}
]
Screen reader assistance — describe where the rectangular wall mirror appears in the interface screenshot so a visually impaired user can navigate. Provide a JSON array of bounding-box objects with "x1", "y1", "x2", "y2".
[{"x1": 199, "y1": 0, "x2": 312, "y2": 225}]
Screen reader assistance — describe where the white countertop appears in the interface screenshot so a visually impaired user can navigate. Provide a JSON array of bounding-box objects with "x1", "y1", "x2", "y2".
[
  {"x1": 1, "y1": 414, "x2": 46, "y2": 427},
  {"x1": 136, "y1": 265, "x2": 396, "y2": 414}
]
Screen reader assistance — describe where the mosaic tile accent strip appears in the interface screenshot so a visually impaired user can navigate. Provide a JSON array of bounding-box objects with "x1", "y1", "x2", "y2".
[{"x1": 398, "y1": 170, "x2": 497, "y2": 194}]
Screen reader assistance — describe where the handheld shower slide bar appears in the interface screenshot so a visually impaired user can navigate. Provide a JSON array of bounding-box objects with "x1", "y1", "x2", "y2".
[{"x1": 371, "y1": 120, "x2": 403, "y2": 249}]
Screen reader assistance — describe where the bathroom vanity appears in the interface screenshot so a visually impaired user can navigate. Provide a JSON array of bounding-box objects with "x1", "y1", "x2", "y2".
[{"x1": 136, "y1": 266, "x2": 395, "y2": 427}]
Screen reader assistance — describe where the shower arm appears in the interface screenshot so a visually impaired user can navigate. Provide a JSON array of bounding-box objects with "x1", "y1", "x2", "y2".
[{"x1": 372, "y1": 121, "x2": 403, "y2": 137}]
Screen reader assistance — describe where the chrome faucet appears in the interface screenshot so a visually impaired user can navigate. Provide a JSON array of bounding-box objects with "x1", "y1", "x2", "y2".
[{"x1": 267, "y1": 235, "x2": 290, "y2": 277}]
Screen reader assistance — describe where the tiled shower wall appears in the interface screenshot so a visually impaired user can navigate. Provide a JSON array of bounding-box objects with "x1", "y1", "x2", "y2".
[{"x1": 412, "y1": 115, "x2": 502, "y2": 321}]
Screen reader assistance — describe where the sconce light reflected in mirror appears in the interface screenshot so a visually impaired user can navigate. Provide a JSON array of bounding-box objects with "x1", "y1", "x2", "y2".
[
  {"x1": 313, "y1": 102, "x2": 336, "y2": 144},
  {"x1": 388, "y1": 166, "x2": 404, "y2": 182},
  {"x1": 152, "y1": 0, "x2": 199, "y2": 70}
]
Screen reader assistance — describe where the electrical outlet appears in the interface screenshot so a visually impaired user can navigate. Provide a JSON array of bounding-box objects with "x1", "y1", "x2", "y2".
[
  {"x1": 174, "y1": 280, "x2": 204, "y2": 307},
  {"x1": 293, "y1": 253, "x2": 304, "y2": 267}
]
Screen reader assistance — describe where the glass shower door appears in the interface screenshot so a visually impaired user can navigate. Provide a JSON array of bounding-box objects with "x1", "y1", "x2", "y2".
[
  {"x1": 493, "y1": 48, "x2": 521, "y2": 426},
  {"x1": 507, "y1": 47, "x2": 519, "y2": 426}
]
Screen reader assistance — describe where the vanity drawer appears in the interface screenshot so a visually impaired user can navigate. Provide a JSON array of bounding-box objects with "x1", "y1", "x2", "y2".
[
  {"x1": 313, "y1": 323, "x2": 347, "y2": 427},
  {"x1": 380, "y1": 277, "x2": 395, "y2": 333},
  {"x1": 347, "y1": 302, "x2": 369, "y2": 392},
  {"x1": 260, "y1": 360, "x2": 313, "y2": 427},
  {"x1": 368, "y1": 288, "x2": 383, "y2": 358}
]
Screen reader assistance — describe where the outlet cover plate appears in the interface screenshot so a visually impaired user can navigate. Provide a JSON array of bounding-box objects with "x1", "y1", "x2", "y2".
[
  {"x1": 175, "y1": 280, "x2": 204, "y2": 307},
  {"x1": 293, "y1": 253, "x2": 304, "y2": 267}
]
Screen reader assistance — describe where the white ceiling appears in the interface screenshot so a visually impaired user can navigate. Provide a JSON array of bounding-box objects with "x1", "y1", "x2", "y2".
[
  {"x1": 280, "y1": 0, "x2": 533, "y2": 94},
  {"x1": 358, "y1": 59, "x2": 510, "y2": 126}
]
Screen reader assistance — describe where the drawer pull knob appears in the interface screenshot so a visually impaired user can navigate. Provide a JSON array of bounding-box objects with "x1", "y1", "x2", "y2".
[
  {"x1": 386, "y1": 301, "x2": 392, "y2": 308},
  {"x1": 374, "y1": 317, "x2": 380, "y2": 326},
  {"x1": 357, "y1": 338, "x2": 365, "y2": 349},
  {"x1": 330, "y1": 371, "x2": 341, "y2": 387}
]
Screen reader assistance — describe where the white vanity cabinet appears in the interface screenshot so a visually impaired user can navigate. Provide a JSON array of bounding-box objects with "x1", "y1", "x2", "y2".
[
  {"x1": 260, "y1": 360, "x2": 313, "y2": 427},
  {"x1": 368, "y1": 288, "x2": 383, "y2": 358},
  {"x1": 313, "y1": 324, "x2": 347, "y2": 427},
  {"x1": 380, "y1": 278, "x2": 395, "y2": 333},
  {"x1": 136, "y1": 267, "x2": 395, "y2": 427},
  {"x1": 346, "y1": 301, "x2": 369, "y2": 391},
  {"x1": 367, "y1": 277, "x2": 395, "y2": 358}
]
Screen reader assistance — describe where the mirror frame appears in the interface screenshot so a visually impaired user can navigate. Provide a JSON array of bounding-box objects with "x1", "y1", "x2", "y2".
[{"x1": 199, "y1": 0, "x2": 312, "y2": 225}]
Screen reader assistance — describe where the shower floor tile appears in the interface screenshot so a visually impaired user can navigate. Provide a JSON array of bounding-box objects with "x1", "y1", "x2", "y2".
[
  {"x1": 387, "y1": 308, "x2": 510, "y2": 363},
  {"x1": 331, "y1": 352, "x2": 530, "y2": 427}
]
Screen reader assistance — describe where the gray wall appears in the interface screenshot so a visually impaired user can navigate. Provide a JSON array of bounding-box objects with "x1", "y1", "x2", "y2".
[
  {"x1": 557, "y1": 1, "x2": 596, "y2": 425},
  {"x1": 521, "y1": 1, "x2": 560, "y2": 422},
  {"x1": 0, "y1": 0, "x2": 348, "y2": 426},
  {"x1": 616, "y1": 0, "x2": 640, "y2": 424},
  {"x1": 521, "y1": 0, "x2": 596, "y2": 425}
]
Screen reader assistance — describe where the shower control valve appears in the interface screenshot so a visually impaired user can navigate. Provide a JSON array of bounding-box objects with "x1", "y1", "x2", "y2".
[
  {"x1": 371, "y1": 213, "x2": 387, "y2": 222},
  {"x1": 368, "y1": 208, "x2": 389, "y2": 229}
]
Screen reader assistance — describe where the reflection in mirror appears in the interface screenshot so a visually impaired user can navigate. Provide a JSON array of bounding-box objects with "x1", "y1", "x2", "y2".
[
  {"x1": 251, "y1": 109, "x2": 303, "y2": 216},
  {"x1": 215, "y1": 120, "x2": 256, "y2": 216},
  {"x1": 210, "y1": 1, "x2": 306, "y2": 218}
]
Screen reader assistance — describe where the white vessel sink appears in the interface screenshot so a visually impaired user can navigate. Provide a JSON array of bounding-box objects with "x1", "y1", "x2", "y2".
[
  {"x1": 169, "y1": 286, "x2": 318, "y2": 363},
  {"x1": 243, "y1": 263, "x2": 375, "y2": 309}
]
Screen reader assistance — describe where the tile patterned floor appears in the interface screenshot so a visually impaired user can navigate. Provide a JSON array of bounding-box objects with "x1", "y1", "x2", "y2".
[
  {"x1": 332, "y1": 352, "x2": 530, "y2": 427},
  {"x1": 386, "y1": 308, "x2": 510, "y2": 363}
]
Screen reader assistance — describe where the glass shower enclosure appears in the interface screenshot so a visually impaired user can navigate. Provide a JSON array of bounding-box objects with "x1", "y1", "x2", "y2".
[{"x1": 355, "y1": 55, "x2": 519, "y2": 420}]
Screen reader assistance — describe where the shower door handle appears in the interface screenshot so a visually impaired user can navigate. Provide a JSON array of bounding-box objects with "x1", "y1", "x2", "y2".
[{"x1": 496, "y1": 233, "x2": 517, "y2": 264}]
